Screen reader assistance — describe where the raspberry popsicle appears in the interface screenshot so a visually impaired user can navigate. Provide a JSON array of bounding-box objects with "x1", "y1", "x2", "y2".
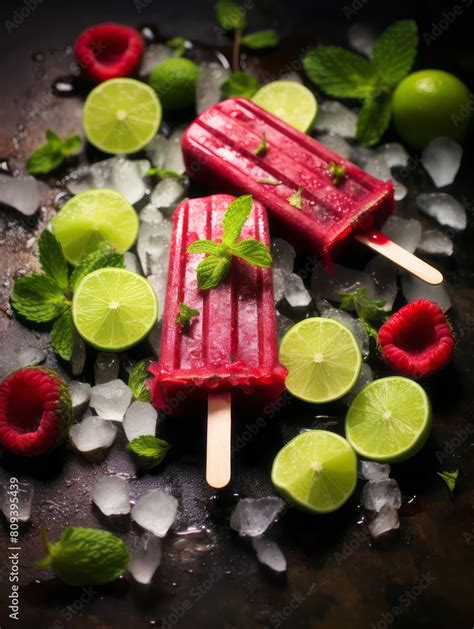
[
  {"x1": 149, "y1": 194, "x2": 286, "y2": 488},
  {"x1": 182, "y1": 97, "x2": 443, "y2": 285}
]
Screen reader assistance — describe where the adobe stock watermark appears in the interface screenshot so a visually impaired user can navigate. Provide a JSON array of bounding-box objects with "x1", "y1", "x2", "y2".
[
  {"x1": 4, "y1": 0, "x2": 45, "y2": 35},
  {"x1": 269, "y1": 584, "x2": 317, "y2": 627},
  {"x1": 423, "y1": 0, "x2": 473, "y2": 46},
  {"x1": 5, "y1": 477, "x2": 23, "y2": 621},
  {"x1": 46, "y1": 587, "x2": 97, "y2": 629},
  {"x1": 435, "y1": 422, "x2": 474, "y2": 464}
]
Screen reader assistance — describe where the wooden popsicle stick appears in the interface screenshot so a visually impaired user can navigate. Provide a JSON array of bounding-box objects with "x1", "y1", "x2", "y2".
[
  {"x1": 206, "y1": 392, "x2": 232, "y2": 489},
  {"x1": 355, "y1": 231, "x2": 444, "y2": 286}
]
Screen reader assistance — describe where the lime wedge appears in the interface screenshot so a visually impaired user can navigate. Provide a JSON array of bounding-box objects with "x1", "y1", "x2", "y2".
[
  {"x1": 52, "y1": 189, "x2": 139, "y2": 266},
  {"x1": 345, "y1": 377, "x2": 432, "y2": 463},
  {"x1": 252, "y1": 81, "x2": 318, "y2": 132},
  {"x1": 83, "y1": 78, "x2": 162, "y2": 154},
  {"x1": 279, "y1": 318, "x2": 361, "y2": 403},
  {"x1": 72, "y1": 268, "x2": 158, "y2": 351},
  {"x1": 272, "y1": 430, "x2": 357, "y2": 513}
]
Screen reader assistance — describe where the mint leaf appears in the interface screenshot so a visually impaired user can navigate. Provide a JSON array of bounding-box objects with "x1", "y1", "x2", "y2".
[
  {"x1": 61, "y1": 134, "x2": 82, "y2": 155},
  {"x1": 258, "y1": 177, "x2": 281, "y2": 185},
  {"x1": 38, "y1": 230, "x2": 69, "y2": 290},
  {"x1": 222, "y1": 194, "x2": 253, "y2": 245},
  {"x1": 12, "y1": 274, "x2": 68, "y2": 323},
  {"x1": 146, "y1": 167, "x2": 186, "y2": 180},
  {"x1": 128, "y1": 359, "x2": 151, "y2": 402},
  {"x1": 340, "y1": 287, "x2": 387, "y2": 339},
  {"x1": 221, "y1": 72, "x2": 258, "y2": 98},
  {"x1": 241, "y1": 29, "x2": 279, "y2": 49},
  {"x1": 46, "y1": 129, "x2": 61, "y2": 145},
  {"x1": 35, "y1": 527, "x2": 129, "y2": 586},
  {"x1": 356, "y1": 93, "x2": 392, "y2": 147},
  {"x1": 437, "y1": 469, "x2": 458, "y2": 498},
  {"x1": 166, "y1": 36, "x2": 187, "y2": 57},
  {"x1": 372, "y1": 20, "x2": 417, "y2": 88},
  {"x1": 230, "y1": 239, "x2": 272, "y2": 267},
  {"x1": 327, "y1": 162, "x2": 346, "y2": 186},
  {"x1": 128, "y1": 435, "x2": 172, "y2": 468},
  {"x1": 215, "y1": 0, "x2": 246, "y2": 31},
  {"x1": 288, "y1": 187, "x2": 303, "y2": 209},
  {"x1": 26, "y1": 144, "x2": 63, "y2": 175},
  {"x1": 50, "y1": 308, "x2": 75, "y2": 361},
  {"x1": 176, "y1": 303, "x2": 199, "y2": 328},
  {"x1": 187, "y1": 239, "x2": 223, "y2": 255},
  {"x1": 196, "y1": 255, "x2": 231, "y2": 290},
  {"x1": 70, "y1": 244, "x2": 124, "y2": 290},
  {"x1": 253, "y1": 132, "x2": 267, "y2": 156},
  {"x1": 303, "y1": 47, "x2": 376, "y2": 99}
]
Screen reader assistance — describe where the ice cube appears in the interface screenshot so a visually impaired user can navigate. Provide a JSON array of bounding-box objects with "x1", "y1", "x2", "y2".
[
  {"x1": 359, "y1": 460, "x2": 391, "y2": 481},
  {"x1": 401, "y1": 274, "x2": 451, "y2": 312},
  {"x1": 363, "y1": 156, "x2": 391, "y2": 182},
  {"x1": 172, "y1": 526, "x2": 216, "y2": 557},
  {"x1": 150, "y1": 178, "x2": 186, "y2": 210},
  {"x1": 124, "y1": 251, "x2": 141, "y2": 274},
  {"x1": 163, "y1": 127, "x2": 187, "y2": 175},
  {"x1": 147, "y1": 272, "x2": 167, "y2": 320},
  {"x1": 279, "y1": 71, "x2": 303, "y2": 83},
  {"x1": 417, "y1": 192, "x2": 466, "y2": 230},
  {"x1": 368, "y1": 504, "x2": 400, "y2": 539},
  {"x1": 350, "y1": 145, "x2": 375, "y2": 167},
  {"x1": 92, "y1": 475, "x2": 130, "y2": 516},
  {"x1": 271, "y1": 238, "x2": 295, "y2": 276},
  {"x1": 17, "y1": 347, "x2": 46, "y2": 368},
  {"x1": 381, "y1": 216, "x2": 422, "y2": 253},
  {"x1": 145, "y1": 134, "x2": 168, "y2": 168},
  {"x1": 421, "y1": 136, "x2": 462, "y2": 188},
  {"x1": 343, "y1": 363, "x2": 373, "y2": 405},
  {"x1": 364, "y1": 256, "x2": 398, "y2": 311},
  {"x1": 284, "y1": 273, "x2": 312, "y2": 308},
  {"x1": 71, "y1": 333, "x2": 86, "y2": 377},
  {"x1": 90, "y1": 379, "x2": 133, "y2": 421},
  {"x1": 0, "y1": 174, "x2": 49, "y2": 216},
  {"x1": 139, "y1": 43, "x2": 173, "y2": 76},
  {"x1": 1, "y1": 481, "x2": 34, "y2": 522},
  {"x1": 272, "y1": 268, "x2": 286, "y2": 303},
  {"x1": 393, "y1": 180, "x2": 407, "y2": 202},
  {"x1": 314, "y1": 101, "x2": 357, "y2": 138},
  {"x1": 376, "y1": 143, "x2": 410, "y2": 169},
  {"x1": 315, "y1": 297, "x2": 369, "y2": 359},
  {"x1": 140, "y1": 204, "x2": 164, "y2": 225},
  {"x1": 137, "y1": 219, "x2": 172, "y2": 277},
  {"x1": 276, "y1": 311, "x2": 294, "y2": 340},
  {"x1": 131, "y1": 489, "x2": 178, "y2": 537},
  {"x1": 129, "y1": 533, "x2": 162, "y2": 584},
  {"x1": 417, "y1": 229, "x2": 454, "y2": 256},
  {"x1": 123, "y1": 401, "x2": 157, "y2": 442},
  {"x1": 318, "y1": 133, "x2": 352, "y2": 159},
  {"x1": 252, "y1": 536, "x2": 287, "y2": 573},
  {"x1": 69, "y1": 416, "x2": 117, "y2": 455},
  {"x1": 196, "y1": 62, "x2": 230, "y2": 113},
  {"x1": 361, "y1": 479, "x2": 402, "y2": 512},
  {"x1": 230, "y1": 497, "x2": 285, "y2": 537},
  {"x1": 347, "y1": 23, "x2": 376, "y2": 57},
  {"x1": 94, "y1": 353, "x2": 120, "y2": 385},
  {"x1": 311, "y1": 263, "x2": 377, "y2": 303},
  {"x1": 69, "y1": 380, "x2": 91, "y2": 418}
]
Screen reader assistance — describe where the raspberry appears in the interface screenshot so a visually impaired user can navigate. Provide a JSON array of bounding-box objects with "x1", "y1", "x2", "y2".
[
  {"x1": 378, "y1": 299, "x2": 454, "y2": 378},
  {"x1": 74, "y1": 23, "x2": 144, "y2": 83},
  {"x1": 0, "y1": 367, "x2": 72, "y2": 456}
]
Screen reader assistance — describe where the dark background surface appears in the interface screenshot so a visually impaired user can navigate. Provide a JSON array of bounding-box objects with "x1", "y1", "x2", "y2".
[{"x1": 0, "y1": 0, "x2": 473, "y2": 627}]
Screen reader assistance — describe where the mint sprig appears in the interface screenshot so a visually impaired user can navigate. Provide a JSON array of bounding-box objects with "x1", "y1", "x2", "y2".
[
  {"x1": 127, "y1": 435, "x2": 172, "y2": 468},
  {"x1": 253, "y1": 131, "x2": 267, "y2": 156},
  {"x1": 128, "y1": 359, "x2": 152, "y2": 402},
  {"x1": 187, "y1": 195, "x2": 272, "y2": 290},
  {"x1": 437, "y1": 469, "x2": 458, "y2": 498},
  {"x1": 221, "y1": 71, "x2": 258, "y2": 98},
  {"x1": 327, "y1": 162, "x2": 346, "y2": 186},
  {"x1": 146, "y1": 167, "x2": 186, "y2": 181},
  {"x1": 215, "y1": 0, "x2": 246, "y2": 31},
  {"x1": 339, "y1": 287, "x2": 388, "y2": 339},
  {"x1": 176, "y1": 303, "x2": 199, "y2": 329},
  {"x1": 11, "y1": 232, "x2": 124, "y2": 361},
  {"x1": 288, "y1": 187, "x2": 303, "y2": 209},
  {"x1": 26, "y1": 129, "x2": 81, "y2": 175},
  {"x1": 166, "y1": 36, "x2": 187, "y2": 57},
  {"x1": 303, "y1": 20, "x2": 418, "y2": 146},
  {"x1": 241, "y1": 29, "x2": 279, "y2": 49},
  {"x1": 35, "y1": 527, "x2": 129, "y2": 586}
]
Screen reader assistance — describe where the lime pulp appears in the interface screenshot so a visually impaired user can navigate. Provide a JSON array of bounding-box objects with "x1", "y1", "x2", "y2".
[{"x1": 252, "y1": 80, "x2": 318, "y2": 132}]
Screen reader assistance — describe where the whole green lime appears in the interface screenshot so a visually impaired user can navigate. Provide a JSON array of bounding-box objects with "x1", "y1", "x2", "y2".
[
  {"x1": 149, "y1": 58, "x2": 199, "y2": 110},
  {"x1": 392, "y1": 69, "x2": 472, "y2": 149}
]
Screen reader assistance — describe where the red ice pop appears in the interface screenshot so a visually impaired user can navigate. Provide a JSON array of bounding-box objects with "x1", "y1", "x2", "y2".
[
  {"x1": 182, "y1": 97, "x2": 443, "y2": 285},
  {"x1": 149, "y1": 194, "x2": 287, "y2": 487}
]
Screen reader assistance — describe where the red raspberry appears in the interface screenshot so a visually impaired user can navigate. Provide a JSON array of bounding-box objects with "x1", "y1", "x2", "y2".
[
  {"x1": 378, "y1": 299, "x2": 454, "y2": 378},
  {"x1": 0, "y1": 367, "x2": 72, "y2": 456},
  {"x1": 74, "y1": 23, "x2": 144, "y2": 83}
]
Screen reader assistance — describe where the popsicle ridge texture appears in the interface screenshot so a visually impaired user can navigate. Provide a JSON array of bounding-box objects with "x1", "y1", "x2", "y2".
[
  {"x1": 182, "y1": 98, "x2": 394, "y2": 261},
  {"x1": 149, "y1": 195, "x2": 287, "y2": 414}
]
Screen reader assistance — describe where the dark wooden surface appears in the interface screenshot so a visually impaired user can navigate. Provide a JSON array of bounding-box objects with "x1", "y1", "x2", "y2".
[{"x1": 0, "y1": 1, "x2": 473, "y2": 627}]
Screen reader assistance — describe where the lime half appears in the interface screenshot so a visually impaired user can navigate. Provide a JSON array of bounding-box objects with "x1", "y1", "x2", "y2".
[
  {"x1": 252, "y1": 80, "x2": 318, "y2": 132},
  {"x1": 73, "y1": 268, "x2": 158, "y2": 352},
  {"x1": 345, "y1": 377, "x2": 432, "y2": 463},
  {"x1": 279, "y1": 318, "x2": 361, "y2": 403},
  {"x1": 272, "y1": 430, "x2": 357, "y2": 513},
  {"x1": 52, "y1": 189, "x2": 139, "y2": 266},
  {"x1": 83, "y1": 78, "x2": 162, "y2": 154}
]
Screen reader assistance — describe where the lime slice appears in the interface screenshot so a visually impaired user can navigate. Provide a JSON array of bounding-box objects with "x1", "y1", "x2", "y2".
[
  {"x1": 72, "y1": 268, "x2": 158, "y2": 351},
  {"x1": 279, "y1": 318, "x2": 361, "y2": 403},
  {"x1": 52, "y1": 189, "x2": 139, "y2": 266},
  {"x1": 83, "y1": 78, "x2": 162, "y2": 154},
  {"x1": 345, "y1": 377, "x2": 432, "y2": 463},
  {"x1": 271, "y1": 430, "x2": 357, "y2": 513},
  {"x1": 252, "y1": 81, "x2": 318, "y2": 132}
]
